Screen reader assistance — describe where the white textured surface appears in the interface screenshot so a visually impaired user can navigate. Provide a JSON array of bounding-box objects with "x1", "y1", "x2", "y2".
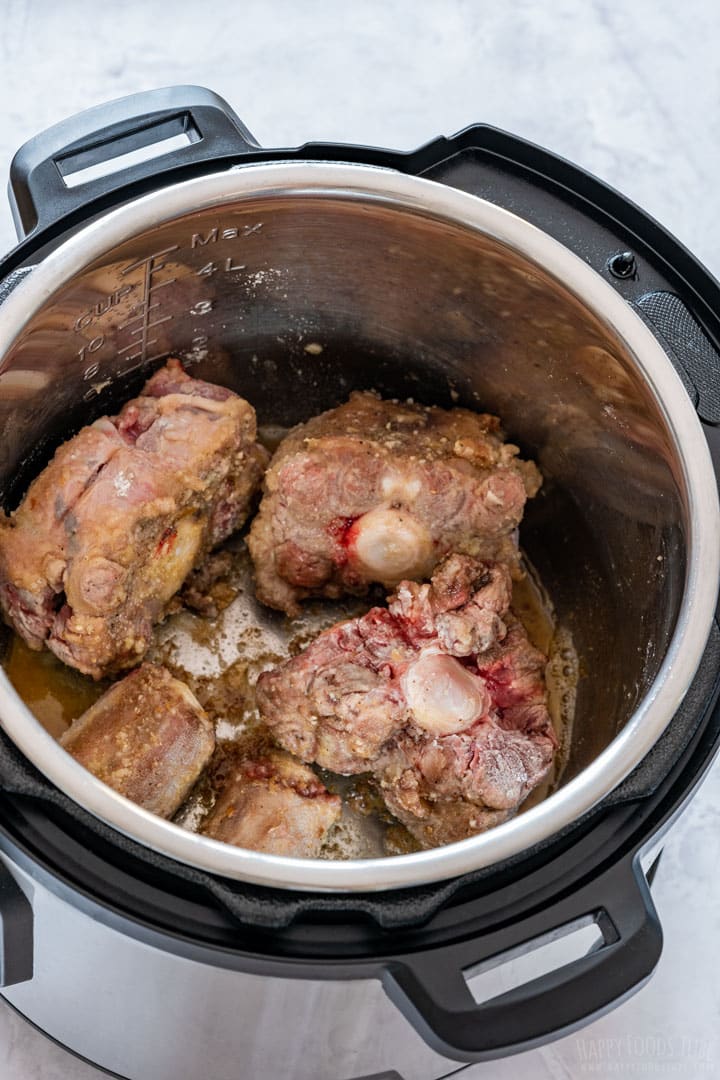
[{"x1": 0, "y1": 1, "x2": 719, "y2": 1077}]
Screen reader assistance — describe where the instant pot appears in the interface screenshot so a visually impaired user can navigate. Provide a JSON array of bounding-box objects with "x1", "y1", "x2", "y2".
[{"x1": 0, "y1": 86, "x2": 718, "y2": 1080}]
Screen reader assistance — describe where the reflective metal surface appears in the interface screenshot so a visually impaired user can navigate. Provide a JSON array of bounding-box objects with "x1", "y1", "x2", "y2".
[
  {"x1": 1, "y1": 857, "x2": 457, "y2": 1080},
  {"x1": 0, "y1": 163, "x2": 717, "y2": 890}
]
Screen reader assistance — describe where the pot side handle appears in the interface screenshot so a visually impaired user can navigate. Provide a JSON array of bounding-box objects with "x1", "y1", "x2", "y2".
[
  {"x1": 0, "y1": 860, "x2": 33, "y2": 987},
  {"x1": 8, "y1": 85, "x2": 259, "y2": 239},
  {"x1": 381, "y1": 854, "x2": 662, "y2": 1062}
]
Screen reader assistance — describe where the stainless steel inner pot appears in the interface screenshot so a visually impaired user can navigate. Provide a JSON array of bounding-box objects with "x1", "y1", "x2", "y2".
[{"x1": 0, "y1": 163, "x2": 717, "y2": 891}]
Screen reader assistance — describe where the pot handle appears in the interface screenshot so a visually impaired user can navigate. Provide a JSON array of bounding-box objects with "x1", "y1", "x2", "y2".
[
  {"x1": 0, "y1": 860, "x2": 33, "y2": 987},
  {"x1": 382, "y1": 854, "x2": 662, "y2": 1061},
  {"x1": 8, "y1": 85, "x2": 259, "y2": 239}
]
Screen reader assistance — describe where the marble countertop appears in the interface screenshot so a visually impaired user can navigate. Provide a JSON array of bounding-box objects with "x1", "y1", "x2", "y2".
[{"x1": 0, "y1": 1, "x2": 719, "y2": 1077}]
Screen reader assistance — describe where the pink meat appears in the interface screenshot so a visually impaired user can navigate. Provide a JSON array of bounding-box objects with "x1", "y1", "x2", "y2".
[
  {"x1": 0, "y1": 359, "x2": 268, "y2": 679},
  {"x1": 377, "y1": 618, "x2": 556, "y2": 846},
  {"x1": 248, "y1": 391, "x2": 541, "y2": 615},
  {"x1": 256, "y1": 555, "x2": 556, "y2": 847}
]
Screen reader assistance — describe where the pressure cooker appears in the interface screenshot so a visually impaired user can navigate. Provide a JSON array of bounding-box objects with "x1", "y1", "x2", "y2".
[{"x1": 0, "y1": 85, "x2": 718, "y2": 1080}]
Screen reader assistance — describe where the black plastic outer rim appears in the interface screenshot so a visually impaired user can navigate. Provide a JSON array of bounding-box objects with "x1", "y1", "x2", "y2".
[
  {"x1": 0, "y1": 122, "x2": 719, "y2": 938},
  {"x1": 2, "y1": 119, "x2": 720, "y2": 1063},
  {"x1": 0, "y1": 122, "x2": 718, "y2": 914}
]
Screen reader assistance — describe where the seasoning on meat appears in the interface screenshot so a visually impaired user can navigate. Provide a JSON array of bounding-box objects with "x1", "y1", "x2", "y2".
[
  {"x1": 60, "y1": 662, "x2": 215, "y2": 818},
  {"x1": 248, "y1": 391, "x2": 541, "y2": 616},
  {"x1": 256, "y1": 554, "x2": 556, "y2": 847},
  {"x1": 179, "y1": 549, "x2": 237, "y2": 619},
  {"x1": 202, "y1": 749, "x2": 341, "y2": 857},
  {"x1": 0, "y1": 359, "x2": 269, "y2": 679}
]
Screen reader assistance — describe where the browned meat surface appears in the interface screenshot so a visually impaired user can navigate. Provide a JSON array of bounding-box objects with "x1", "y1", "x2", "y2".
[
  {"x1": 256, "y1": 555, "x2": 556, "y2": 847},
  {"x1": 0, "y1": 360, "x2": 268, "y2": 679},
  {"x1": 60, "y1": 663, "x2": 215, "y2": 817},
  {"x1": 248, "y1": 391, "x2": 541, "y2": 615},
  {"x1": 202, "y1": 749, "x2": 341, "y2": 856},
  {"x1": 179, "y1": 549, "x2": 237, "y2": 618}
]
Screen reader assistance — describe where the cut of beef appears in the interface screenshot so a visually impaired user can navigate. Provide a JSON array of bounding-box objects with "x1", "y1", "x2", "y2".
[
  {"x1": 0, "y1": 360, "x2": 268, "y2": 679},
  {"x1": 248, "y1": 391, "x2": 541, "y2": 615},
  {"x1": 376, "y1": 618, "x2": 556, "y2": 846},
  {"x1": 256, "y1": 555, "x2": 556, "y2": 847},
  {"x1": 179, "y1": 549, "x2": 236, "y2": 619},
  {"x1": 60, "y1": 663, "x2": 215, "y2": 818},
  {"x1": 201, "y1": 749, "x2": 341, "y2": 857}
]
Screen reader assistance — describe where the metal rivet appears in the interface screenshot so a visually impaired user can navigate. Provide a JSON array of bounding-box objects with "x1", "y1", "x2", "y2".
[{"x1": 608, "y1": 251, "x2": 637, "y2": 280}]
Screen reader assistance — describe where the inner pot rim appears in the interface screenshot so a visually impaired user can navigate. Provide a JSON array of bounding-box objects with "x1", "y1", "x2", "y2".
[{"x1": 0, "y1": 161, "x2": 717, "y2": 893}]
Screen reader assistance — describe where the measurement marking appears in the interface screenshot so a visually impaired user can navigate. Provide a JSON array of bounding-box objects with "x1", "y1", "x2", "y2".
[
  {"x1": 125, "y1": 315, "x2": 173, "y2": 337},
  {"x1": 118, "y1": 302, "x2": 164, "y2": 330},
  {"x1": 120, "y1": 358, "x2": 149, "y2": 376},
  {"x1": 117, "y1": 351, "x2": 170, "y2": 372},
  {"x1": 121, "y1": 246, "x2": 179, "y2": 276},
  {"x1": 117, "y1": 248, "x2": 178, "y2": 368},
  {"x1": 124, "y1": 285, "x2": 175, "y2": 314},
  {"x1": 117, "y1": 337, "x2": 159, "y2": 357}
]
